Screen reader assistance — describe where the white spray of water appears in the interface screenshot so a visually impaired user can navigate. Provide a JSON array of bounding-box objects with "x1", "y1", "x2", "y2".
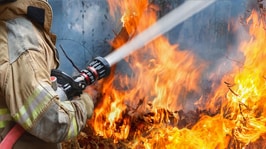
[{"x1": 104, "y1": 0, "x2": 216, "y2": 66}]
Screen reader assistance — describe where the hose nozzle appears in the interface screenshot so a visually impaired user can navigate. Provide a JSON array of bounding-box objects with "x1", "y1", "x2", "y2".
[{"x1": 81, "y1": 56, "x2": 111, "y2": 85}]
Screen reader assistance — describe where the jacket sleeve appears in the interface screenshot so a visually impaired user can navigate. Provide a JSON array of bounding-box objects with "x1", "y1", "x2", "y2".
[{"x1": 4, "y1": 17, "x2": 91, "y2": 143}]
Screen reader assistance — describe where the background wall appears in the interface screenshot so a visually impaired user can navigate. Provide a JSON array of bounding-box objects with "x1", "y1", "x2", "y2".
[{"x1": 49, "y1": 0, "x2": 114, "y2": 75}]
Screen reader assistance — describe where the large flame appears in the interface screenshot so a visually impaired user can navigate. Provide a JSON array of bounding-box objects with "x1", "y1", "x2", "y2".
[
  {"x1": 86, "y1": 0, "x2": 266, "y2": 148},
  {"x1": 222, "y1": 10, "x2": 266, "y2": 144}
]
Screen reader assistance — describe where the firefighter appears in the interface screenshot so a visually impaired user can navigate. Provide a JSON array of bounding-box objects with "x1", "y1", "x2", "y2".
[{"x1": 0, "y1": 0, "x2": 96, "y2": 148}]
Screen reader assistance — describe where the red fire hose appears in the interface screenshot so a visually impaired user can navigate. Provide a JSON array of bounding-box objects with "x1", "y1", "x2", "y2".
[{"x1": 0, "y1": 124, "x2": 25, "y2": 149}]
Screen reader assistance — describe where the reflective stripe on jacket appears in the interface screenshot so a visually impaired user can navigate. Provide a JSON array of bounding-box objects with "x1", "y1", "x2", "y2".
[{"x1": 0, "y1": 1, "x2": 90, "y2": 148}]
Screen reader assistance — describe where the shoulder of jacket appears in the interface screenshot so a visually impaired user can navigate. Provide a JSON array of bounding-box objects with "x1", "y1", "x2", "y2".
[
  {"x1": 0, "y1": 0, "x2": 53, "y2": 33},
  {"x1": 6, "y1": 17, "x2": 40, "y2": 63}
]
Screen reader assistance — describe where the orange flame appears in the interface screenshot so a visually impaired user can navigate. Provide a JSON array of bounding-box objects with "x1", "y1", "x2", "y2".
[
  {"x1": 223, "y1": 10, "x2": 266, "y2": 144},
  {"x1": 197, "y1": 10, "x2": 266, "y2": 147},
  {"x1": 87, "y1": 1, "x2": 266, "y2": 148}
]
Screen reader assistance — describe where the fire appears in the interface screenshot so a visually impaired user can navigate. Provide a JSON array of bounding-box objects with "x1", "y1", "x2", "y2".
[
  {"x1": 222, "y1": 10, "x2": 266, "y2": 144},
  {"x1": 197, "y1": 9, "x2": 266, "y2": 147},
  {"x1": 85, "y1": 1, "x2": 266, "y2": 148}
]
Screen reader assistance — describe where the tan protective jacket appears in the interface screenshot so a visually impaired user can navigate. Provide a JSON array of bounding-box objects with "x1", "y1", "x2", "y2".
[{"x1": 0, "y1": 0, "x2": 92, "y2": 148}]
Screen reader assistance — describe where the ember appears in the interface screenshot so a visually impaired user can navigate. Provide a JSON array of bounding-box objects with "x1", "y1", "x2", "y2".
[{"x1": 62, "y1": 0, "x2": 266, "y2": 148}]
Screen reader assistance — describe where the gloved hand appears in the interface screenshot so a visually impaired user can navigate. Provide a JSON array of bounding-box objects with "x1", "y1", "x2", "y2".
[
  {"x1": 80, "y1": 83, "x2": 99, "y2": 118},
  {"x1": 80, "y1": 93, "x2": 94, "y2": 119}
]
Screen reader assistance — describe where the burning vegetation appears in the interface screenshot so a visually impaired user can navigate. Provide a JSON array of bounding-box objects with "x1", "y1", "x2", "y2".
[{"x1": 62, "y1": 0, "x2": 266, "y2": 148}]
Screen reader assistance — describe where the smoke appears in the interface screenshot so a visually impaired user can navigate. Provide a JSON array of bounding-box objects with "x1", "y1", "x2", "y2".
[{"x1": 152, "y1": 0, "x2": 254, "y2": 111}]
